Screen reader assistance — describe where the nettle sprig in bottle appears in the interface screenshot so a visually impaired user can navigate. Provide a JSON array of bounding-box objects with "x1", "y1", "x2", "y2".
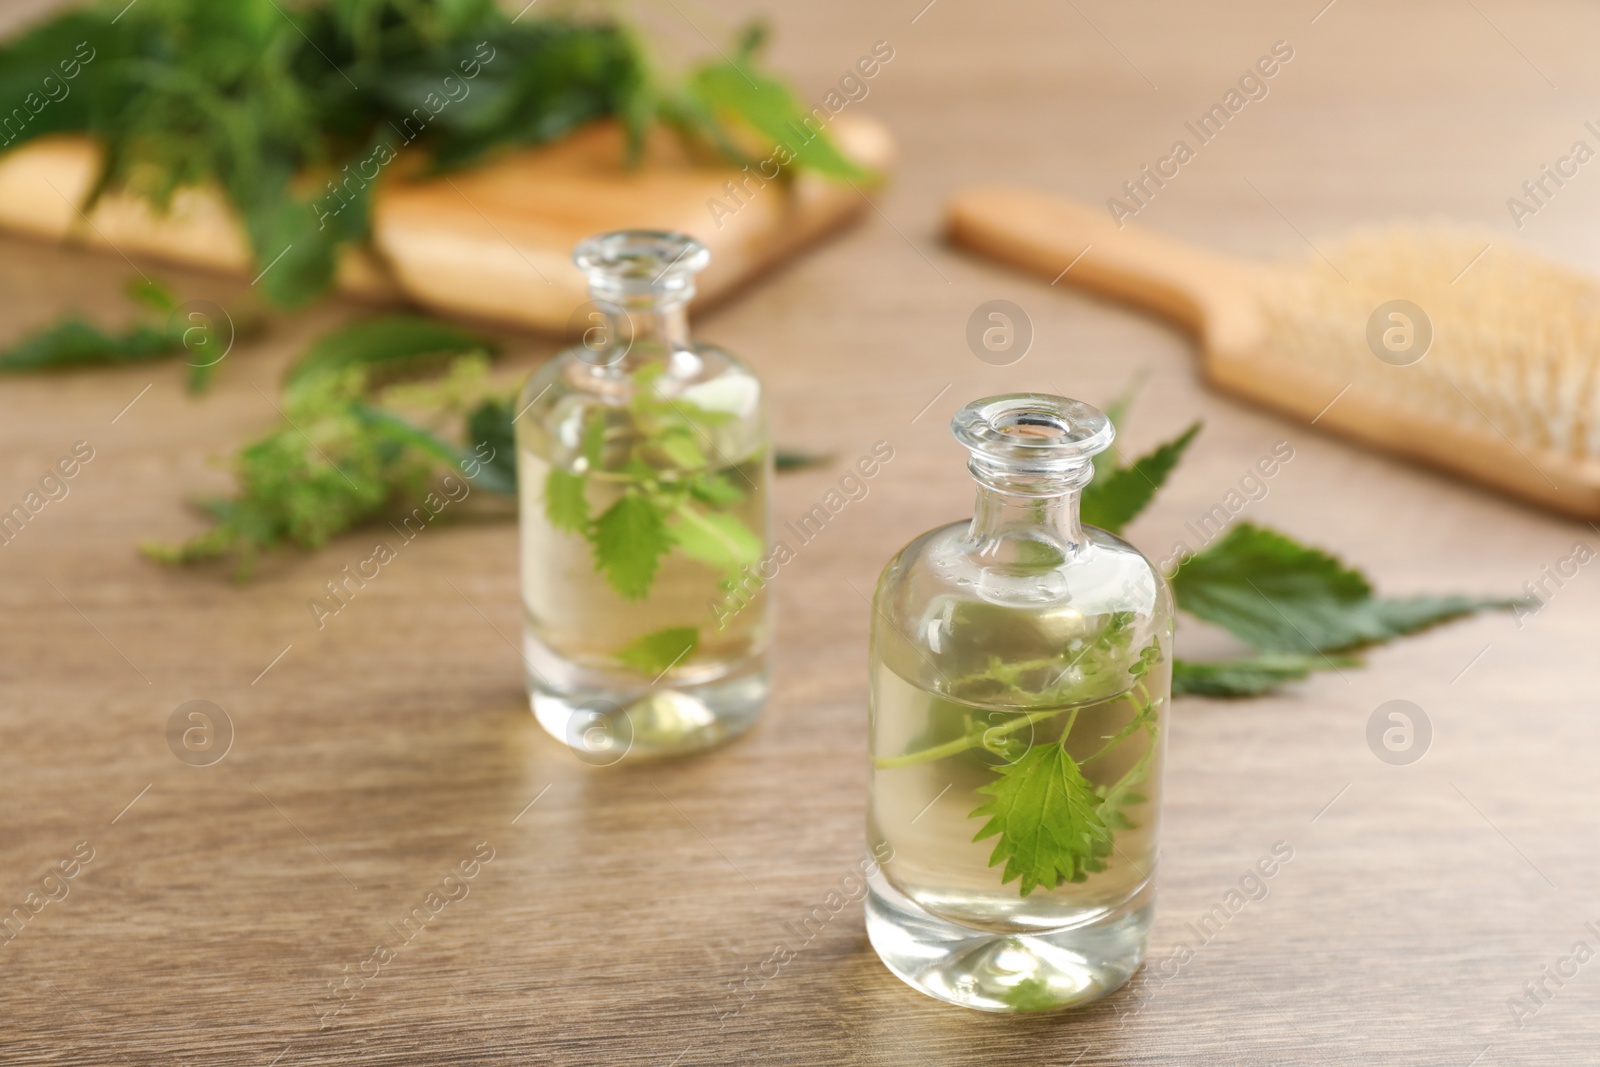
[
  {"x1": 517, "y1": 232, "x2": 771, "y2": 762},
  {"x1": 864, "y1": 393, "x2": 1172, "y2": 1013}
]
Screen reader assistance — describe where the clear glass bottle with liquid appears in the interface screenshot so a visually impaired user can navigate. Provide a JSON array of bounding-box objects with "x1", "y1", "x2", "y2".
[
  {"x1": 865, "y1": 393, "x2": 1172, "y2": 1012},
  {"x1": 516, "y1": 231, "x2": 771, "y2": 763}
]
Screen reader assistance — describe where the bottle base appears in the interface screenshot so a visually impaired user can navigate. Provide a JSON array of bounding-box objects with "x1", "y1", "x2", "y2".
[
  {"x1": 864, "y1": 868, "x2": 1152, "y2": 1013},
  {"x1": 525, "y1": 630, "x2": 768, "y2": 763}
]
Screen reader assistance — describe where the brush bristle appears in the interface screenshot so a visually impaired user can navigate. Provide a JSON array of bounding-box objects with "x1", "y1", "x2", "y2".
[{"x1": 1261, "y1": 230, "x2": 1600, "y2": 458}]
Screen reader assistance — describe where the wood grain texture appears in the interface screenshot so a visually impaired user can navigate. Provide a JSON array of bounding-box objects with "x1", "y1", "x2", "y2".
[
  {"x1": 3, "y1": 1, "x2": 1600, "y2": 1065},
  {"x1": 0, "y1": 115, "x2": 894, "y2": 331}
]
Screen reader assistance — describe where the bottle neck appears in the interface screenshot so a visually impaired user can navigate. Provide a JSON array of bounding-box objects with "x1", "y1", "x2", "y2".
[
  {"x1": 617, "y1": 297, "x2": 690, "y2": 351},
  {"x1": 965, "y1": 476, "x2": 1087, "y2": 559},
  {"x1": 587, "y1": 294, "x2": 693, "y2": 375}
]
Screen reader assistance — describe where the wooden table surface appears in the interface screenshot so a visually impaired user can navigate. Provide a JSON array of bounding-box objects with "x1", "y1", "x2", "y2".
[{"x1": 4, "y1": 1, "x2": 1600, "y2": 1064}]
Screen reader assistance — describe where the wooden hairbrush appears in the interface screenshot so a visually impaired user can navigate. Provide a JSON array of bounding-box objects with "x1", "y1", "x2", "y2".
[{"x1": 946, "y1": 185, "x2": 1600, "y2": 520}]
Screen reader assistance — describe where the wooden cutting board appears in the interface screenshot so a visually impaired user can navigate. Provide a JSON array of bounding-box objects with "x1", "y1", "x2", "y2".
[{"x1": 0, "y1": 114, "x2": 894, "y2": 330}]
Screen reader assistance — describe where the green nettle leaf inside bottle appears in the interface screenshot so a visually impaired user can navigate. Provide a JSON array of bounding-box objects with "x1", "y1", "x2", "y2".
[
  {"x1": 516, "y1": 231, "x2": 771, "y2": 763},
  {"x1": 864, "y1": 393, "x2": 1173, "y2": 1014}
]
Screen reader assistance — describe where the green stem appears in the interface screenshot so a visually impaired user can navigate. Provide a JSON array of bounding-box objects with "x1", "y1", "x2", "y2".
[
  {"x1": 875, "y1": 683, "x2": 1158, "y2": 772},
  {"x1": 1055, "y1": 707, "x2": 1081, "y2": 749},
  {"x1": 873, "y1": 705, "x2": 1074, "y2": 770},
  {"x1": 1080, "y1": 683, "x2": 1153, "y2": 765},
  {"x1": 1098, "y1": 722, "x2": 1158, "y2": 825}
]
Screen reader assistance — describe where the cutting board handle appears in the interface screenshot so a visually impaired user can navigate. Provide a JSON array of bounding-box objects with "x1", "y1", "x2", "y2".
[{"x1": 946, "y1": 185, "x2": 1255, "y2": 343}]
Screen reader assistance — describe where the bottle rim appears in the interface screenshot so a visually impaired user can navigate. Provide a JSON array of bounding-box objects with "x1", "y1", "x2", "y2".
[
  {"x1": 951, "y1": 393, "x2": 1114, "y2": 473},
  {"x1": 573, "y1": 230, "x2": 711, "y2": 303}
]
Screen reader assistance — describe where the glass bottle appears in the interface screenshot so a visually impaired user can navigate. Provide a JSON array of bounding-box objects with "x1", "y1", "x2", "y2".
[
  {"x1": 864, "y1": 393, "x2": 1172, "y2": 1012},
  {"x1": 516, "y1": 231, "x2": 771, "y2": 763}
]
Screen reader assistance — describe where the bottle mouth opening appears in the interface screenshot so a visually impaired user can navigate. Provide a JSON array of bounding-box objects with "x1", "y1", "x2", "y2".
[
  {"x1": 992, "y1": 409, "x2": 1072, "y2": 439},
  {"x1": 574, "y1": 230, "x2": 710, "y2": 304},
  {"x1": 952, "y1": 393, "x2": 1113, "y2": 467}
]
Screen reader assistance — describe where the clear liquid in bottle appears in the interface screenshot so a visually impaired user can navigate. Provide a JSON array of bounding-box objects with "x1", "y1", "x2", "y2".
[{"x1": 516, "y1": 232, "x2": 772, "y2": 762}]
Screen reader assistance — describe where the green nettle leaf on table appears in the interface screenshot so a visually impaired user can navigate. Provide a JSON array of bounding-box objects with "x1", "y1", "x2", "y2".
[
  {"x1": 142, "y1": 369, "x2": 419, "y2": 579},
  {"x1": 1080, "y1": 421, "x2": 1200, "y2": 535},
  {"x1": 142, "y1": 315, "x2": 512, "y2": 579},
  {"x1": 1170, "y1": 653, "x2": 1359, "y2": 698},
  {"x1": 463, "y1": 396, "x2": 519, "y2": 494},
  {"x1": 773, "y1": 449, "x2": 833, "y2": 472},
  {"x1": 0, "y1": 317, "x2": 182, "y2": 372},
  {"x1": 283, "y1": 314, "x2": 496, "y2": 392},
  {"x1": 0, "y1": 278, "x2": 252, "y2": 393},
  {"x1": 1076, "y1": 387, "x2": 1523, "y2": 698},
  {"x1": 1170, "y1": 523, "x2": 1525, "y2": 656}
]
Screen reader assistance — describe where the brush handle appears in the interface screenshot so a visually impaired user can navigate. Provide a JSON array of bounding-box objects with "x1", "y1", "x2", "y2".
[{"x1": 945, "y1": 185, "x2": 1260, "y2": 347}]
